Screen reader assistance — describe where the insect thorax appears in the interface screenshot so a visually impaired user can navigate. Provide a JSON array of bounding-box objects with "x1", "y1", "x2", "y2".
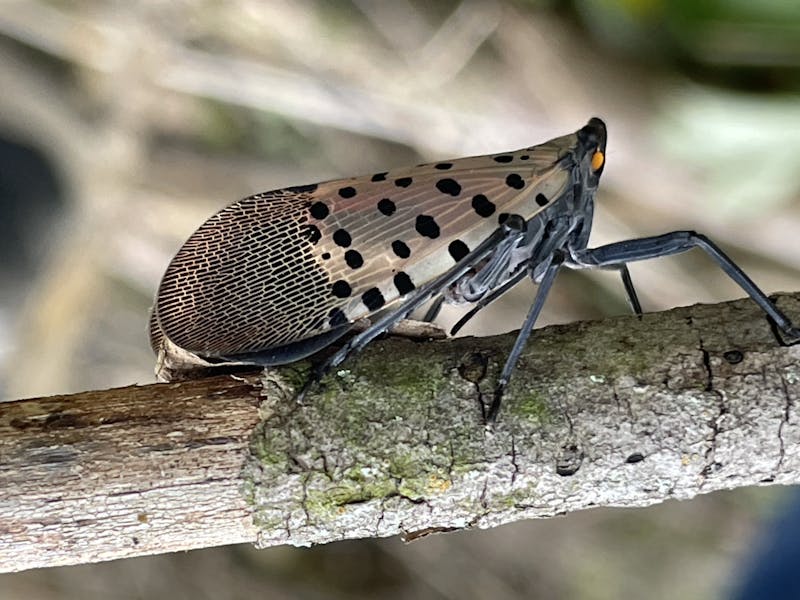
[{"x1": 446, "y1": 182, "x2": 594, "y2": 305}]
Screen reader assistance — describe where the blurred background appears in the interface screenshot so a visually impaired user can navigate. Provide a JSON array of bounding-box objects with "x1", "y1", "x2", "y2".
[{"x1": 1, "y1": 0, "x2": 799, "y2": 598}]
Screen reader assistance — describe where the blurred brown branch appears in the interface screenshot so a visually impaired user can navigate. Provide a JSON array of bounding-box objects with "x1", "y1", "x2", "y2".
[{"x1": 1, "y1": 294, "x2": 798, "y2": 573}]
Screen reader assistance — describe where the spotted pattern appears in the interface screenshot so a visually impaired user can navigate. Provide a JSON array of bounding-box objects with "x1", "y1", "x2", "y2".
[
  {"x1": 377, "y1": 198, "x2": 396, "y2": 216},
  {"x1": 506, "y1": 174, "x2": 525, "y2": 190},
  {"x1": 415, "y1": 214, "x2": 440, "y2": 239},
  {"x1": 301, "y1": 224, "x2": 321, "y2": 244},
  {"x1": 333, "y1": 229, "x2": 352, "y2": 247},
  {"x1": 393, "y1": 272, "x2": 415, "y2": 295},
  {"x1": 471, "y1": 194, "x2": 495, "y2": 218},
  {"x1": 345, "y1": 249, "x2": 363, "y2": 269},
  {"x1": 362, "y1": 287, "x2": 385, "y2": 310},
  {"x1": 448, "y1": 240, "x2": 470, "y2": 262},
  {"x1": 332, "y1": 280, "x2": 352, "y2": 298},
  {"x1": 153, "y1": 122, "x2": 586, "y2": 364},
  {"x1": 436, "y1": 178, "x2": 461, "y2": 196},
  {"x1": 392, "y1": 240, "x2": 411, "y2": 259},
  {"x1": 310, "y1": 201, "x2": 329, "y2": 220}
]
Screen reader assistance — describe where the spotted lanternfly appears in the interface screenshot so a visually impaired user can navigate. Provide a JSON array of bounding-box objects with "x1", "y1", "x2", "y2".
[{"x1": 150, "y1": 118, "x2": 799, "y2": 422}]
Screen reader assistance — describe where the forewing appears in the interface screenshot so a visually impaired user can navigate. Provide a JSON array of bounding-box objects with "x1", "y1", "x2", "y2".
[{"x1": 154, "y1": 130, "x2": 578, "y2": 357}]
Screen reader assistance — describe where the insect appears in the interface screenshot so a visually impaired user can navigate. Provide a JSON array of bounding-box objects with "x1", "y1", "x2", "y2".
[{"x1": 150, "y1": 118, "x2": 799, "y2": 422}]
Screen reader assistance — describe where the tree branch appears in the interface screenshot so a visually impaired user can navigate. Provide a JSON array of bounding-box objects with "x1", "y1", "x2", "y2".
[{"x1": 2, "y1": 294, "x2": 799, "y2": 572}]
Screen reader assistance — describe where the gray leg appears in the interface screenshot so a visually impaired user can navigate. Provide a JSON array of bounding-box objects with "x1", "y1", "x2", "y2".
[
  {"x1": 615, "y1": 264, "x2": 643, "y2": 316},
  {"x1": 487, "y1": 251, "x2": 565, "y2": 424},
  {"x1": 422, "y1": 296, "x2": 445, "y2": 323},
  {"x1": 571, "y1": 230, "x2": 799, "y2": 341}
]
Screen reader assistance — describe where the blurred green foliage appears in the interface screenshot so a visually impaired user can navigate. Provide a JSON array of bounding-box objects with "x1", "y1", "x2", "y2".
[{"x1": 574, "y1": 0, "x2": 800, "y2": 89}]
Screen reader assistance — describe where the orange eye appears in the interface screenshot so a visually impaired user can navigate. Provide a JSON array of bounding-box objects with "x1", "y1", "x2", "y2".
[{"x1": 591, "y1": 150, "x2": 604, "y2": 171}]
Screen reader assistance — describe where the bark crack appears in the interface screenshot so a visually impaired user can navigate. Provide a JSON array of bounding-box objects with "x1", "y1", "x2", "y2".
[
  {"x1": 510, "y1": 434, "x2": 520, "y2": 486},
  {"x1": 776, "y1": 374, "x2": 793, "y2": 476},
  {"x1": 374, "y1": 498, "x2": 386, "y2": 535},
  {"x1": 698, "y1": 335, "x2": 726, "y2": 486}
]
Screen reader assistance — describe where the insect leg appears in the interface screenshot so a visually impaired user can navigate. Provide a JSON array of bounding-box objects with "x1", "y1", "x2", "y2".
[
  {"x1": 422, "y1": 296, "x2": 445, "y2": 323},
  {"x1": 571, "y1": 231, "x2": 800, "y2": 342},
  {"x1": 615, "y1": 264, "x2": 643, "y2": 316},
  {"x1": 299, "y1": 220, "x2": 527, "y2": 400},
  {"x1": 487, "y1": 251, "x2": 565, "y2": 424}
]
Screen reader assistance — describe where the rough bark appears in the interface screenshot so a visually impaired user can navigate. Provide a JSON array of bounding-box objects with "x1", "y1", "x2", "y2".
[{"x1": 1, "y1": 294, "x2": 798, "y2": 573}]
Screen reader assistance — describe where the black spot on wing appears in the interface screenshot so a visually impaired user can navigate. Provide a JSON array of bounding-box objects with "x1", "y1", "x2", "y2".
[
  {"x1": 535, "y1": 193, "x2": 549, "y2": 206},
  {"x1": 362, "y1": 287, "x2": 385, "y2": 311},
  {"x1": 436, "y1": 178, "x2": 461, "y2": 197},
  {"x1": 377, "y1": 198, "x2": 396, "y2": 216},
  {"x1": 505, "y1": 174, "x2": 525, "y2": 190},
  {"x1": 333, "y1": 229, "x2": 352, "y2": 247},
  {"x1": 310, "y1": 202, "x2": 329, "y2": 220},
  {"x1": 471, "y1": 194, "x2": 495, "y2": 218},
  {"x1": 395, "y1": 177, "x2": 413, "y2": 188},
  {"x1": 371, "y1": 172, "x2": 387, "y2": 182},
  {"x1": 332, "y1": 280, "x2": 352, "y2": 298},
  {"x1": 448, "y1": 240, "x2": 470, "y2": 262},
  {"x1": 493, "y1": 155, "x2": 513, "y2": 163},
  {"x1": 338, "y1": 186, "x2": 357, "y2": 198},
  {"x1": 435, "y1": 162, "x2": 453, "y2": 170},
  {"x1": 344, "y1": 249, "x2": 363, "y2": 269},
  {"x1": 393, "y1": 272, "x2": 415, "y2": 295},
  {"x1": 415, "y1": 215, "x2": 440, "y2": 239},
  {"x1": 287, "y1": 183, "x2": 318, "y2": 193},
  {"x1": 392, "y1": 240, "x2": 410, "y2": 259}
]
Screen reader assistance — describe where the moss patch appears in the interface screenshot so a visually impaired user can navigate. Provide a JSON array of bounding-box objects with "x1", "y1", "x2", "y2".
[
  {"x1": 273, "y1": 362, "x2": 313, "y2": 393},
  {"x1": 347, "y1": 339, "x2": 446, "y2": 400},
  {"x1": 507, "y1": 388, "x2": 551, "y2": 424},
  {"x1": 250, "y1": 424, "x2": 291, "y2": 468}
]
